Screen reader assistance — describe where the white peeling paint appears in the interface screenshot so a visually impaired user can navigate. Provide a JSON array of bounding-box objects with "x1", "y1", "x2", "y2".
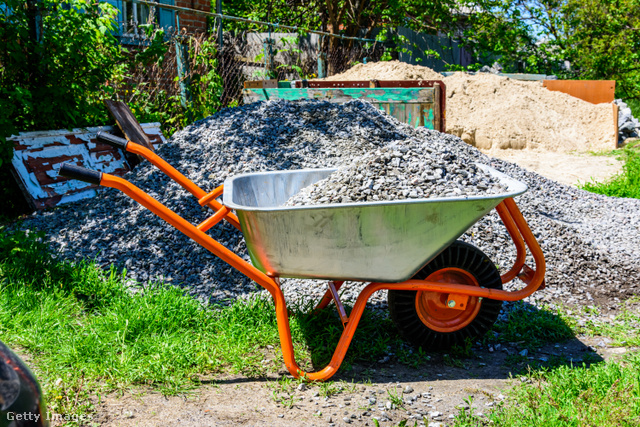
[{"x1": 10, "y1": 123, "x2": 166, "y2": 208}]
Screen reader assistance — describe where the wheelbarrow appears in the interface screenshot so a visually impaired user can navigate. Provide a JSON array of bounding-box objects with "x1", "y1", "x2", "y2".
[{"x1": 59, "y1": 132, "x2": 545, "y2": 381}]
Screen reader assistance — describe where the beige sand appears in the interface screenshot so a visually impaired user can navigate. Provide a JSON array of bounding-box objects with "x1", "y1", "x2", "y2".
[
  {"x1": 319, "y1": 62, "x2": 617, "y2": 153},
  {"x1": 482, "y1": 149, "x2": 622, "y2": 186},
  {"x1": 321, "y1": 60, "x2": 444, "y2": 81},
  {"x1": 445, "y1": 72, "x2": 616, "y2": 152}
]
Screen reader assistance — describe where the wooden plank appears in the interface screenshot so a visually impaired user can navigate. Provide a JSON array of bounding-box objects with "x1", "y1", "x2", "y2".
[
  {"x1": 243, "y1": 79, "x2": 278, "y2": 89},
  {"x1": 9, "y1": 123, "x2": 165, "y2": 210},
  {"x1": 104, "y1": 100, "x2": 155, "y2": 151},
  {"x1": 433, "y1": 83, "x2": 443, "y2": 132},
  {"x1": 542, "y1": 80, "x2": 616, "y2": 105}
]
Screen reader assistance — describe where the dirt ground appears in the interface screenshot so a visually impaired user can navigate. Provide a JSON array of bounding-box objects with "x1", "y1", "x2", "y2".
[
  {"x1": 480, "y1": 149, "x2": 622, "y2": 187},
  {"x1": 88, "y1": 335, "x2": 629, "y2": 427}
]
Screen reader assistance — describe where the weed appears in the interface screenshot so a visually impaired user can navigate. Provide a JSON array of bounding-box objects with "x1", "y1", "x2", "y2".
[
  {"x1": 396, "y1": 344, "x2": 431, "y2": 368},
  {"x1": 443, "y1": 353, "x2": 467, "y2": 369},
  {"x1": 386, "y1": 388, "x2": 405, "y2": 409},
  {"x1": 577, "y1": 305, "x2": 640, "y2": 347},
  {"x1": 580, "y1": 140, "x2": 640, "y2": 199},
  {"x1": 452, "y1": 396, "x2": 487, "y2": 426},
  {"x1": 451, "y1": 337, "x2": 475, "y2": 358},
  {"x1": 318, "y1": 381, "x2": 342, "y2": 398}
]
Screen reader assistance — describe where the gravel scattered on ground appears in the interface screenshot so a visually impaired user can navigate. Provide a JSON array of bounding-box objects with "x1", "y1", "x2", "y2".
[
  {"x1": 285, "y1": 138, "x2": 507, "y2": 206},
  {"x1": 14, "y1": 99, "x2": 640, "y2": 314}
]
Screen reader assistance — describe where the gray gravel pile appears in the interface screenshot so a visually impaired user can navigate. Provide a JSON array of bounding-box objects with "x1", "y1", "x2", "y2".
[
  {"x1": 419, "y1": 127, "x2": 640, "y2": 313},
  {"x1": 19, "y1": 100, "x2": 414, "y2": 301},
  {"x1": 615, "y1": 99, "x2": 640, "y2": 144},
  {"x1": 15, "y1": 99, "x2": 640, "y2": 313},
  {"x1": 285, "y1": 138, "x2": 506, "y2": 206}
]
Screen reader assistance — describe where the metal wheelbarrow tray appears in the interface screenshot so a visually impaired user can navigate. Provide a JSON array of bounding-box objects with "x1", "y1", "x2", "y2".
[
  {"x1": 60, "y1": 133, "x2": 546, "y2": 381},
  {"x1": 223, "y1": 166, "x2": 526, "y2": 282}
]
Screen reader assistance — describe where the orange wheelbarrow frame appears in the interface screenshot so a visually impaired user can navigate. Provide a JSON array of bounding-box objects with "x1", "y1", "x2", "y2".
[{"x1": 60, "y1": 135, "x2": 545, "y2": 382}]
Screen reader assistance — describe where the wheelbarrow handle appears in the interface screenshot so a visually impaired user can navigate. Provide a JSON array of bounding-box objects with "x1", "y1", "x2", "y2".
[
  {"x1": 96, "y1": 131, "x2": 129, "y2": 150},
  {"x1": 59, "y1": 163, "x2": 102, "y2": 185}
]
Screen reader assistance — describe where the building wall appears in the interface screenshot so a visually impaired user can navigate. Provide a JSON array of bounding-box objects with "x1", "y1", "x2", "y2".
[{"x1": 175, "y1": 0, "x2": 209, "y2": 34}]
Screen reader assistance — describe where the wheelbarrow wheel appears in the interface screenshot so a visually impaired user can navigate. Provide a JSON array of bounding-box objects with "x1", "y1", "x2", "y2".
[{"x1": 388, "y1": 241, "x2": 502, "y2": 351}]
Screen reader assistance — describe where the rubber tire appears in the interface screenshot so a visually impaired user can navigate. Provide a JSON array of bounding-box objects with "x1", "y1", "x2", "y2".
[{"x1": 388, "y1": 240, "x2": 503, "y2": 351}]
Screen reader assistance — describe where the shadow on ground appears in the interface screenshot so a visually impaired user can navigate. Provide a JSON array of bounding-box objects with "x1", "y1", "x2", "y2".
[{"x1": 288, "y1": 298, "x2": 604, "y2": 385}]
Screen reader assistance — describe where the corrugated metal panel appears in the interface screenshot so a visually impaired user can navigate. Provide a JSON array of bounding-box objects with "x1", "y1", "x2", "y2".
[
  {"x1": 542, "y1": 80, "x2": 616, "y2": 105},
  {"x1": 10, "y1": 123, "x2": 165, "y2": 210},
  {"x1": 243, "y1": 86, "x2": 443, "y2": 131}
]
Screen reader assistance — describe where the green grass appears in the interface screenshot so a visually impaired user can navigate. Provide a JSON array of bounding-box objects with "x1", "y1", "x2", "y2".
[
  {"x1": 454, "y1": 353, "x2": 640, "y2": 426},
  {"x1": 5, "y1": 227, "x2": 640, "y2": 426},
  {"x1": 488, "y1": 302, "x2": 575, "y2": 351},
  {"x1": 580, "y1": 141, "x2": 640, "y2": 199},
  {"x1": 454, "y1": 302, "x2": 640, "y2": 426},
  {"x1": 0, "y1": 227, "x2": 408, "y2": 419},
  {"x1": 568, "y1": 302, "x2": 640, "y2": 347}
]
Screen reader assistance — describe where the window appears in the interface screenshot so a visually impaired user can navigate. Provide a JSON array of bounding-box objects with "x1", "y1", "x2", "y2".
[{"x1": 103, "y1": 0, "x2": 175, "y2": 41}]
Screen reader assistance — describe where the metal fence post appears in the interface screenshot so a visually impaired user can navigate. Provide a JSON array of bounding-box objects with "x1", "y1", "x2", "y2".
[
  {"x1": 216, "y1": 0, "x2": 223, "y2": 50},
  {"x1": 263, "y1": 36, "x2": 275, "y2": 78},
  {"x1": 317, "y1": 36, "x2": 327, "y2": 78}
]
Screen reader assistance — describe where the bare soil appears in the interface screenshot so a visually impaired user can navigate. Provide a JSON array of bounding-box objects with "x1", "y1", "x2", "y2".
[{"x1": 87, "y1": 335, "x2": 627, "y2": 427}]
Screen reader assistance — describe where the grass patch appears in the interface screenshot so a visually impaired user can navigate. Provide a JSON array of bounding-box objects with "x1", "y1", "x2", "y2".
[
  {"x1": 580, "y1": 141, "x2": 640, "y2": 199},
  {"x1": 489, "y1": 303, "x2": 575, "y2": 351},
  {"x1": 0, "y1": 228, "x2": 409, "y2": 418},
  {"x1": 572, "y1": 304, "x2": 640, "y2": 347},
  {"x1": 455, "y1": 353, "x2": 640, "y2": 426}
]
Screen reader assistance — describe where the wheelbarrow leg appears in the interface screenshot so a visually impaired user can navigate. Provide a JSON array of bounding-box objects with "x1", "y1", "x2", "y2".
[
  {"x1": 270, "y1": 281, "x2": 387, "y2": 381},
  {"x1": 313, "y1": 281, "x2": 344, "y2": 313}
]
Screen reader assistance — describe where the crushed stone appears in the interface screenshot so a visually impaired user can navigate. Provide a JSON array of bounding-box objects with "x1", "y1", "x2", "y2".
[
  {"x1": 13, "y1": 99, "x2": 640, "y2": 313},
  {"x1": 285, "y1": 138, "x2": 506, "y2": 206}
]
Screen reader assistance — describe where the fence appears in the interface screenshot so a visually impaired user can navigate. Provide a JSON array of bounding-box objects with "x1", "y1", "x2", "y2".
[{"x1": 111, "y1": 0, "x2": 384, "y2": 114}]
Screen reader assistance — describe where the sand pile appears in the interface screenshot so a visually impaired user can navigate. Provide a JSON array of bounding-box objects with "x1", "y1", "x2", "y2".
[
  {"x1": 318, "y1": 62, "x2": 615, "y2": 152},
  {"x1": 321, "y1": 60, "x2": 444, "y2": 81},
  {"x1": 445, "y1": 72, "x2": 614, "y2": 152}
]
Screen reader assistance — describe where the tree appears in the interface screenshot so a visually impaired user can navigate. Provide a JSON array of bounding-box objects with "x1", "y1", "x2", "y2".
[
  {"x1": 219, "y1": 0, "x2": 471, "y2": 73},
  {"x1": 0, "y1": 0, "x2": 123, "y2": 164},
  {"x1": 460, "y1": 0, "x2": 640, "y2": 98}
]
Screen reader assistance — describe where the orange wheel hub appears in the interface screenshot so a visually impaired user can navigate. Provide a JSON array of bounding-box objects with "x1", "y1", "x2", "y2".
[{"x1": 415, "y1": 267, "x2": 482, "y2": 333}]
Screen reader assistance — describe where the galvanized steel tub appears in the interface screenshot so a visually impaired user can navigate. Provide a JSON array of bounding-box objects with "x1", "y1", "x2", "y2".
[{"x1": 223, "y1": 164, "x2": 527, "y2": 282}]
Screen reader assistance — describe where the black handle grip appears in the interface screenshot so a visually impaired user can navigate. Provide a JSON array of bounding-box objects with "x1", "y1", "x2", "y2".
[
  {"x1": 96, "y1": 131, "x2": 129, "y2": 150},
  {"x1": 59, "y1": 163, "x2": 103, "y2": 185}
]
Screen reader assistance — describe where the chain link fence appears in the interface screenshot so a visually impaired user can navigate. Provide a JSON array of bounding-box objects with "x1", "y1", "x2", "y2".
[{"x1": 113, "y1": 1, "x2": 384, "y2": 113}]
